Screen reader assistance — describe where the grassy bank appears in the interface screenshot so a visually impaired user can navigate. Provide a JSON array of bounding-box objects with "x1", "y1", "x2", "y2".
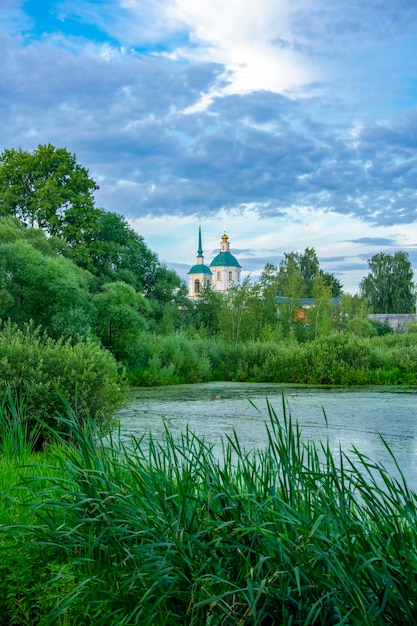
[{"x1": 2, "y1": 400, "x2": 417, "y2": 624}]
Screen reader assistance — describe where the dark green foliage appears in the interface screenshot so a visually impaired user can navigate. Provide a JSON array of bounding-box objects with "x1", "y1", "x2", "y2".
[
  {"x1": 0, "y1": 238, "x2": 95, "y2": 339},
  {"x1": 3, "y1": 400, "x2": 417, "y2": 624},
  {"x1": 0, "y1": 322, "x2": 124, "y2": 443},
  {"x1": 360, "y1": 251, "x2": 416, "y2": 314},
  {"x1": 94, "y1": 281, "x2": 149, "y2": 363},
  {"x1": 131, "y1": 331, "x2": 417, "y2": 387},
  {"x1": 0, "y1": 144, "x2": 100, "y2": 245},
  {"x1": 369, "y1": 319, "x2": 394, "y2": 336},
  {"x1": 68, "y1": 210, "x2": 187, "y2": 305},
  {"x1": 187, "y1": 281, "x2": 224, "y2": 335}
]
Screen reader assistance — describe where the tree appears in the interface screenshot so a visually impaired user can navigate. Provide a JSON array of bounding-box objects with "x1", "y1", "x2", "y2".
[
  {"x1": 335, "y1": 294, "x2": 370, "y2": 332},
  {"x1": 69, "y1": 210, "x2": 187, "y2": 306},
  {"x1": 0, "y1": 144, "x2": 100, "y2": 244},
  {"x1": 309, "y1": 273, "x2": 334, "y2": 339},
  {"x1": 0, "y1": 238, "x2": 95, "y2": 339},
  {"x1": 320, "y1": 270, "x2": 343, "y2": 297},
  {"x1": 359, "y1": 251, "x2": 416, "y2": 314},
  {"x1": 187, "y1": 281, "x2": 224, "y2": 336},
  {"x1": 274, "y1": 248, "x2": 343, "y2": 298},
  {"x1": 93, "y1": 282, "x2": 150, "y2": 363},
  {"x1": 219, "y1": 278, "x2": 264, "y2": 344}
]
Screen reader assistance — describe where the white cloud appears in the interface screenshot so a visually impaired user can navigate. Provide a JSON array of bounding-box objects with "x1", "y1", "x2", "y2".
[
  {"x1": 128, "y1": 207, "x2": 416, "y2": 294},
  {"x1": 170, "y1": 0, "x2": 318, "y2": 94}
]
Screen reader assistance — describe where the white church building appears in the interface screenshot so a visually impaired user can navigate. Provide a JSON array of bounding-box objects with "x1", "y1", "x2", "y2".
[{"x1": 188, "y1": 227, "x2": 241, "y2": 298}]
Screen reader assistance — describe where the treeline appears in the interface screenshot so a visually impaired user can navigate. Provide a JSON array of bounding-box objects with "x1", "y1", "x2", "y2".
[{"x1": 0, "y1": 144, "x2": 416, "y2": 439}]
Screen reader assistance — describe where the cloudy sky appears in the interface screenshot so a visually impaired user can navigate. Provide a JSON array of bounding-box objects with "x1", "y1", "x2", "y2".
[{"x1": 2, "y1": 0, "x2": 417, "y2": 292}]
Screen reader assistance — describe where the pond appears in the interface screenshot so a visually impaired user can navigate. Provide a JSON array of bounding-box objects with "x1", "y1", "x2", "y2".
[{"x1": 113, "y1": 382, "x2": 417, "y2": 490}]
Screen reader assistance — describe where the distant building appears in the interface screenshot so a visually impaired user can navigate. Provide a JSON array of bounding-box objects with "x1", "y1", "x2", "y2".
[
  {"x1": 188, "y1": 227, "x2": 241, "y2": 298},
  {"x1": 187, "y1": 226, "x2": 212, "y2": 299}
]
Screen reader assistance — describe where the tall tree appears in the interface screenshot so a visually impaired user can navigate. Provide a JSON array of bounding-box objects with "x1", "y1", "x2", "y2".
[
  {"x1": 0, "y1": 238, "x2": 94, "y2": 338},
  {"x1": 274, "y1": 248, "x2": 343, "y2": 298},
  {"x1": 359, "y1": 251, "x2": 416, "y2": 314},
  {"x1": 69, "y1": 210, "x2": 186, "y2": 305},
  {"x1": 309, "y1": 273, "x2": 334, "y2": 339},
  {"x1": 0, "y1": 144, "x2": 100, "y2": 244},
  {"x1": 187, "y1": 281, "x2": 224, "y2": 336},
  {"x1": 219, "y1": 278, "x2": 263, "y2": 344},
  {"x1": 94, "y1": 282, "x2": 149, "y2": 363}
]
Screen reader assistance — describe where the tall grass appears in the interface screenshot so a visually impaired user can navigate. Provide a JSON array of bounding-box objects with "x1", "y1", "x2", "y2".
[
  {"x1": 2, "y1": 397, "x2": 417, "y2": 624},
  {"x1": 0, "y1": 387, "x2": 41, "y2": 459}
]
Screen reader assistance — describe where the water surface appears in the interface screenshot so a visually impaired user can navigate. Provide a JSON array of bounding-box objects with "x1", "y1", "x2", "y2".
[{"x1": 114, "y1": 382, "x2": 417, "y2": 490}]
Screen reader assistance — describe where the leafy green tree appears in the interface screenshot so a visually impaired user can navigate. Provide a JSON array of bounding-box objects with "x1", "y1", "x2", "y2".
[
  {"x1": 69, "y1": 210, "x2": 187, "y2": 306},
  {"x1": 187, "y1": 281, "x2": 224, "y2": 336},
  {"x1": 0, "y1": 238, "x2": 94, "y2": 338},
  {"x1": 320, "y1": 270, "x2": 343, "y2": 297},
  {"x1": 0, "y1": 216, "x2": 26, "y2": 243},
  {"x1": 359, "y1": 251, "x2": 416, "y2": 313},
  {"x1": 299, "y1": 247, "x2": 320, "y2": 297},
  {"x1": 0, "y1": 144, "x2": 100, "y2": 244},
  {"x1": 335, "y1": 294, "x2": 370, "y2": 331},
  {"x1": 276, "y1": 252, "x2": 304, "y2": 298},
  {"x1": 94, "y1": 282, "x2": 149, "y2": 363},
  {"x1": 258, "y1": 262, "x2": 281, "y2": 327},
  {"x1": 219, "y1": 278, "x2": 264, "y2": 344},
  {"x1": 274, "y1": 248, "x2": 343, "y2": 298},
  {"x1": 309, "y1": 273, "x2": 334, "y2": 339}
]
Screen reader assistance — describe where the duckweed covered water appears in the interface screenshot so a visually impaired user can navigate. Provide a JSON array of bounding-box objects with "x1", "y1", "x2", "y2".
[{"x1": 114, "y1": 382, "x2": 417, "y2": 489}]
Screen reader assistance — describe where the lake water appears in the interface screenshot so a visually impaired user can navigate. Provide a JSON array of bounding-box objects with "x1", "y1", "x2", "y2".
[{"x1": 113, "y1": 382, "x2": 417, "y2": 490}]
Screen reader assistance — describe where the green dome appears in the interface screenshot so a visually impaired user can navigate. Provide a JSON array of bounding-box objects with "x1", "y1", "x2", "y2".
[
  {"x1": 210, "y1": 252, "x2": 241, "y2": 268},
  {"x1": 188, "y1": 264, "x2": 212, "y2": 275}
]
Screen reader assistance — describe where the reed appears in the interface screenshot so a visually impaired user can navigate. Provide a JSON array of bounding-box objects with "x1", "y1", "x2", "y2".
[
  {"x1": 0, "y1": 387, "x2": 41, "y2": 460},
  {"x1": 2, "y1": 396, "x2": 417, "y2": 624}
]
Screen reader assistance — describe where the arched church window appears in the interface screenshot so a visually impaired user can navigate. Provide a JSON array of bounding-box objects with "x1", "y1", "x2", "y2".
[
  {"x1": 194, "y1": 279, "x2": 200, "y2": 293},
  {"x1": 217, "y1": 271, "x2": 221, "y2": 281},
  {"x1": 228, "y1": 271, "x2": 232, "y2": 281}
]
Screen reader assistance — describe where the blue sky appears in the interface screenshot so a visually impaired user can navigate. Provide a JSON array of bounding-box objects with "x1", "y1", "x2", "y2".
[{"x1": 2, "y1": 0, "x2": 417, "y2": 292}]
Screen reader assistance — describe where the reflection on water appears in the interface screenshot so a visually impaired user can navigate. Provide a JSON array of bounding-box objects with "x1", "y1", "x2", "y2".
[{"x1": 113, "y1": 382, "x2": 417, "y2": 490}]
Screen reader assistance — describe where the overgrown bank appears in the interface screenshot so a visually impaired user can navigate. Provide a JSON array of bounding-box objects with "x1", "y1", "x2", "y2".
[
  {"x1": 2, "y1": 401, "x2": 417, "y2": 624},
  {"x1": 128, "y1": 330, "x2": 417, "y2": 386}
]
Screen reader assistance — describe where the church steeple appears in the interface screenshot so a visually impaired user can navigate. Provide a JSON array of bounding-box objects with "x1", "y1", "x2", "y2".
[
  {"x1": 197, "y1": 224, "x2": 204, "y2": 264},
  {"x1": 187, "y1": 224, "x2": 212, "y2": 298}
]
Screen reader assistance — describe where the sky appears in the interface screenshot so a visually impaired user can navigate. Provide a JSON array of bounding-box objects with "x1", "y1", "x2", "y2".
[{"x1": 2, "y1": 1, "x2": 417, "y2": 293}]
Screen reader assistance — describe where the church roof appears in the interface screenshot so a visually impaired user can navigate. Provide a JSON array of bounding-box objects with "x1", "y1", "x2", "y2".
[
  {"x1": 210, "y1": 251, "x2": 241, "y2": 268},
  {"x1": 188, "y1": 264, "x2": 213, "y2": 275}
]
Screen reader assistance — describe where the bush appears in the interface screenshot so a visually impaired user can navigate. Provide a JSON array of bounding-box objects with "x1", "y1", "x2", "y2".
[
  {"x1": 130, "y1": 333, "x2": 211, "y2": 385},
  {"x1": 0, "y1": 322, "x2": 125, "y2": 444},
  {"x1": 369, "y1": 319, "x2": 393, "y2": 336}
]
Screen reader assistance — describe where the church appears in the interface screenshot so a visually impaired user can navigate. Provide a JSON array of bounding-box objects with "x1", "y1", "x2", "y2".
[{"x1": 188, "y1": 226, "x2": 241, "y2": 298}]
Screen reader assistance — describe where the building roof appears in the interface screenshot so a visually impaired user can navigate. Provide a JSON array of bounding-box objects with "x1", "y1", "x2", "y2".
[
  {"x1": 188, "y1": 264, "x2": 213, "y2": 275},
  {"x1": 210, "y1": 251, "x2": 241, "y2": 268}
]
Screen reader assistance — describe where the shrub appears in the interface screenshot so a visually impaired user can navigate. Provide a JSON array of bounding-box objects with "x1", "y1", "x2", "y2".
[
  {"x1": 0, "y1": 322, "x2": 125, "y2": 444},
  {"x1": 369, "y1": 319, "x2": 393, "y2": 336},
  {"x1": 129, "y1": 333, "x2": 211, "y2": 386}
]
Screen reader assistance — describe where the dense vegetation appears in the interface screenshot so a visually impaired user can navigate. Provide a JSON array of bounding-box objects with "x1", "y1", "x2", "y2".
[
  {"x1": 1, "y1": 145, "x2": 417, "y2": 624},
  {"x1": 2, "y1": 398, "x2": 417, "y2": 624},
  {"x1": 0, "y1": 144, "x2": 416, "y2": 436}
]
